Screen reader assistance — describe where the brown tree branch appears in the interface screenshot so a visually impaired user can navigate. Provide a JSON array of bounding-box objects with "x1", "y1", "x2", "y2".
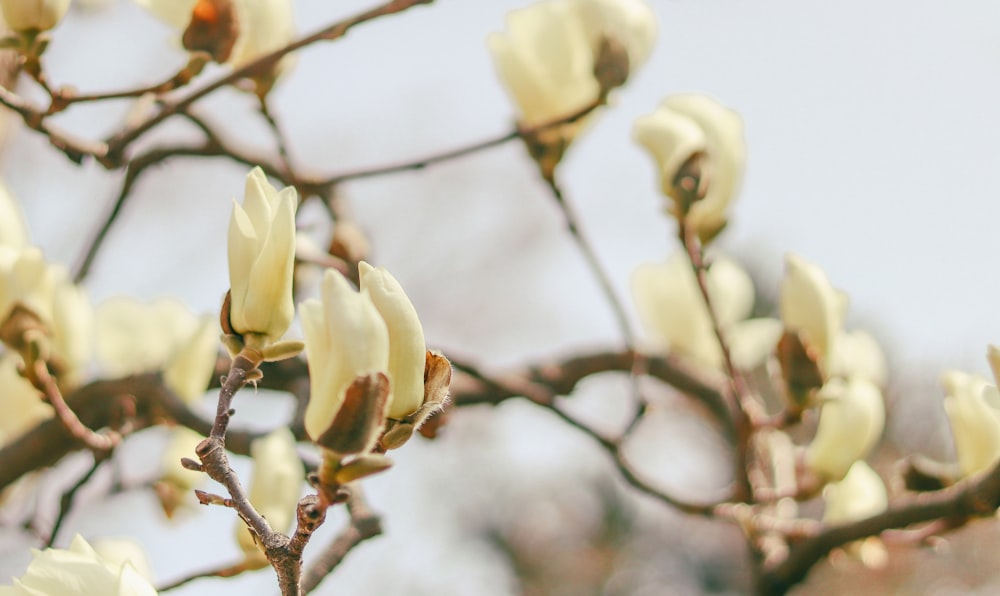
[
  {"x1": 758, "y1": 461, "x2": 1000, "y2": 594},
  {"x1": 302, "y1": 485, "x2": 382, "y2": 594}
]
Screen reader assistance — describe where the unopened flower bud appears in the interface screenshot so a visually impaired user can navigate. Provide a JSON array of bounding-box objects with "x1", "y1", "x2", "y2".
[
  {"x1": 227, "y1": 167, "x2": 297, "y2": 348},
  {"x1": 300, "y1": 269, "x2": 390, "y2": 445},
  {"x1": 359, "y1": 261, "x2": 426, "y2": 420},
  {"x1": 633, "y1": 94, "x2": 744, "y2": 242},
  {"x1": 805, "y1": 377, "x2": 885, "y2": 481},
  {"x1": 942, "y1": 370, "x2": 1000, "y2": 477},
  {"x1": 779, "y1": 254, "x2": 846, "y2": 369},
  {"x1": 1, "y1": 0, "x2": 70, "y2": 33}
]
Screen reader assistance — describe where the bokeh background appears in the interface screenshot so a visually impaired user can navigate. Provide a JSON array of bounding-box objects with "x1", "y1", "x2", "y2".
[{"x1": 1, "y1": 0, "x2": 1000, "y2": 594}]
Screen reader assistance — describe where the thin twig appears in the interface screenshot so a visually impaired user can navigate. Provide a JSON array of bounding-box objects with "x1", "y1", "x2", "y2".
[
  {"x1": 103, "y1": 0, "x2": 436, "y2": 161},
  {"x1": 157, "y1": 560, "x2": 253, "y2": 592},
  {"x1": 314, "y1": 97, "x2": 602, "y2": 190},
  {"x1": 302, "y1": 485, "x2": 382, "y2": 594},
  {"x1": 45, "y1": 454, "x2": 108, "y2": 547}
]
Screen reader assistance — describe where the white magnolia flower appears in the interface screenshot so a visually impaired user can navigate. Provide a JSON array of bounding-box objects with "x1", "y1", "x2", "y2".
[
  {"x1": 0, "y1": 534, "x2": 157, "y2": 596},
  {"x1": 237, "y1": 427, "x2": 302, "y2": 559},
  {"x1": 134, "y1": 0, "x2": 295, "y2": 82},
  {"x1": 0, "y1": 180, "x2": 28, "y2": 248},
  {"x1": 359, "y1": 262, "x2": 426, "y2": 419},
  {"x1": 96, "y1": 297, "x2": 218, "y2": 403},
  {"x1": 805, "y1": 377, "x2": 885, "y2": 481},
  {"x1": 0, "y1": 354, "x2": 51, "y2": 447},
  {"x1": 90, "y1": 538, "x2": 154, "y2": 586},
  {"x1": 942, "y1": 370, "x2": 1000, "y2": 477},
  {"x1": 227, "y1": 167, "x2": 297, "y2": 346},
  {"x1": 631, "y1": 252, "x2": 758, "y2": 369},
  {"x1": 0, "y1": 246, "x2": 63, "y2": 322},
  {"x1": 779, "y1": 253, "x2": 847, "y2": 368},
  {"x1": 828, "y1": 329, "x2": 888, "y2": 387},
  {"x1": 488, "y1": 0, "x2": 656, "y2": 141},
  {"x1": 633, "y1": 94, "x2": 745, "y2": 239},
  {"x1": 300, "y1": 269, "x2": 390, "y2": 443},
  {"x1": 0, "y1": 0, "x2": 70, "y2": 33},
  {"x1": 50, "y1": 280, "x2": 93, "y2": 390},
  {"x1": 822, "y1": 460, "x2": 889, "y2": 569}
]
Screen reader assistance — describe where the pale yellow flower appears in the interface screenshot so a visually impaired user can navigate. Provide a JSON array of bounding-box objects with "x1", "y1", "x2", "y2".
[
  {"x1": 95, "y1": 297, "x2": 218, "y2": 403},
  {"x1": 0, "y1": 534, "x2": 157, "y2": 596},
  {"x1": 227, "y1": 167, "x2": 297, "y2": 346},
  {"x1": 942, "y1": 370, "x2": 1000, "y2": 477},
  {"x1": 0, "y1": 180, "x2": 28, "y2": 248},
  {"x1": 0, "y1": 354, "x2": 51, "y2": 446},
  {"x1": 805, "y1": 377, "x2": 885, "y2": 481},
  {"x1": 633, "y1": 94, "x2": 745, "y2": 239},
  {"x1": 359, "y1": 262, "x2": 426, "y2": 419},
  {"x1": 631, "y1": 252, "x2": 757, "y2": 369},
  {"x1": 779, "y1": 253, "x2": 847, "y2": 368},
  {"x1": 489, "y1": 0, "x2": 656, "y2": 132},
  {"x1": 822, "y1": 460, "x2": 889, "y2": 569},
  {"x1": 300, "y1": 269, "x2": 389, "y2": 442},
  {"x1": 0, "y1": 0, "x2": 70, "y2": 33}
]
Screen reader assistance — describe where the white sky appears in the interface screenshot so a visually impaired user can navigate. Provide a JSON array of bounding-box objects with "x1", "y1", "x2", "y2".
[{"x1": 2, "y1": 0, "x2": 999, "y2": 593}]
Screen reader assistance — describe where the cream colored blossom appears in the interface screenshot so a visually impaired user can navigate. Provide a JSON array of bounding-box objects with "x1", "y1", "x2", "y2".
[
  {"x1": 633, "y1": 94, "x2": 745, "y2": 239},
  {"x1": 631, "y1": 252, "x2": 758, "y2": 369},
  {"x1": 301, "y1": 269, "x2": 390, "y2": 442},
  {"x1": 0, "y1": 246, "x2": 62, "y2": 322},
  {"x1": 488, "y1": 0, "x2": 656, "y2": 132},
  {"x1": 0, "y1": 180, "x2": 27, "y2": 248},
  {"x1": 828, "y1": 329, "x2": 888, "y2": 386},
  {"x1": 90, "y1": 539, "x2": 154, "y2": 585},
  {"x1": 0, "y1": 534, "x2": 157, "y2": 596},
  {"x1": 0, "y1": 0, "x2": 70, "y2": 33},
  {"x1": 823, "y1": 460, "x2": 888, "y2": 524},
  {"x1": 805, "y1": 377, "x2": 885, "y2": 481},
  {"x1": 227, "y1": 167, "x2": 297, "y2": 346},
  {"x1": 359, "y1": 262, "x2": 426, "y2": 419},
  {"x1": 96, "y1": 297, "x2": 218, "y2": 403},
  {"x1": 822, "y1": 460, "x2": 889, "y2": 568},
  {"x1": 237, "y1": 427, "x2": 302, "y2": 559},
  {"x1": 51, "y1": 280, "x2": 93, "y2": 389},
  {"x1": 135, "y1": 0, "x2": 295, "y2": 81},
  {"x1": 0, "y1": 354, "x2": 51, "y2": 446},
  {"x1": 779, "y1": 253, "x2": 847, "y2": 368},
  {"x1": 943, "y1": 370, "x2": 1000, "y2": 477}
]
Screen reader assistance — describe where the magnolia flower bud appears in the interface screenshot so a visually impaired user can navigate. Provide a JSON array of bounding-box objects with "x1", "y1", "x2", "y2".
[
  {"x1": 0, "y1": 534, "x2": 158, "y2": 595},
  {"x1": 779, "y1": 254, "x2": 847, "y2": 368},
  {"x1": 489, "y1": 0, "x2": 656, "y2": 176},
  {"x1": 135, "y1": 0, "x2": 295, "y2": 92},
  {"x1": 633, "y1": 94, "x2": 745, "y2": 241},
  {"x1": 96, "y1": 297, "x2": 219, "y2": 403},
  {"x1": 0, "y1": 0, "x2": 70, "y2": 33},
  {"x1": 227, "y1": 167, "x2": 297, "y2": 346},
  {"x1": 822, "y1": 460, "x2": 889, "y2": 568},
  {"x1": 50, "y1": 280, "x2": 93, "y2": 390},
  {"x1": 359, "y1": 261, "x2": 426, "y2": 420},
  {"x1": 0, "y1": 246, "x2": 61, "y2": 323},
  {"x1": 301, "y1": 269, "x2": 390, "y2": 446},
  {"x1": 237, "y1": 427, "x2": 302, "y2": 559},
  {"x1": 828, "y1": 329, "x2": 888, "y2": 387},
  {"x1": 155, "y1": 427, "x2": 204, "y2": 517},
  {"x1": 0, "y1": 180, "x2": 27, "y2": 248},
  {"x1": 942, "y1": 370, "x2": 1000, "y2": 477},
  {"x1": 0, "y1": 354, "x2": 51, "y2": 446},
  {"x1": 90, "y1": 538, "x2": 155, "y2": 586},
  {"x1": 631, "y1": 252, "x2": 754, "y2": 369},
  {"x1": 805, "y1": 377, "x2": 885, "y2": 481}
]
